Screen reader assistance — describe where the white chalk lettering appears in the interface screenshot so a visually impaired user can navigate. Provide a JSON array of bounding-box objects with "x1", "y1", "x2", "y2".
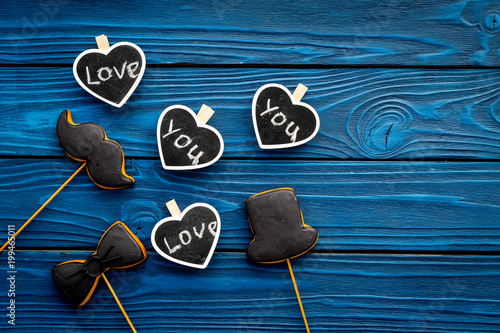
[
  {"x1": 271, "y1": 112, "x2": 287, "y2": 126},
  {"x1": 187, "y1": 145, "x2": 203, "y2": 165},
  {"x1": 208, "y1": 221, "x2": 217, "y2": 237},
  {"x1": 161, "y1": 220, "x2": 217, "y2": 257},
  {"x1": 163, "y1": 119, "x2": 181, "y2": 139},
  {"x1": 162, "y1": 119, "x2": 207, "y2": 165},
  {"x1": 260, "y1": 98, "x2": 279, "y2": 117},
  {"x1": 179, "y1": 230, "x2": 192, "y2": 245},
  {"x1": 84, "y1": 61, "x2": 141, "y2": 85},
  {"x1": 285, "y1": 121, "x2": 300, "y2": 143},
  {"x1": 164, "y1": 237, "x2": 181, "y2": 254},
  {"x1": 113, "y1": 61, "x2": 127, "y2": 79},
  {"x1": 259, "y1": 98, "x2": 301, "y2": 143},
  {"x1": 86, "y1": 66, "x2": 100, "y2": 85},
  {"x1": 193, "y1": 223, "x2": 205, "y2": 239},
  {"x1": 97, "y1": 67, "x2": 112, "y2": 81},
  {"x1": 175, "y1": 135, "x2": 192, "y2": 149},
  {"x1": 127, "y1": 61, "x2": 140, "y2": 78}
]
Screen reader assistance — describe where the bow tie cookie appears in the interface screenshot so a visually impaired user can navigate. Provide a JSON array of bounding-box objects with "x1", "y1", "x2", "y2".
[{"x1": 52, "y1": 222, "x2": 146, "y2": 306}]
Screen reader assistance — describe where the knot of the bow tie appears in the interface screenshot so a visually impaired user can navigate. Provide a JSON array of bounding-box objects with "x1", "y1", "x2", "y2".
[
  {"x1": 52, "y1": 222, "x2": 147, "y2": 307},
  {"x1": 80, "y1": 244, "x2": 122, "y2": 277},
  {"x1": 83, "y1": 254, "x2": 107, "y2": 277}
]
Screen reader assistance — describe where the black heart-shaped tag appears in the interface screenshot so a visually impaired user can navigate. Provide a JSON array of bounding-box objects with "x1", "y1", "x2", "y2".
[
  {"x1": 73, "y1": 42, "x2": 145, "y2": 108},
  {"x1": 151, "y1": 203, "x2": 221, "y2": 269},
  {"x1": 157, "y1": 105, "x2": 224, "y2": 170},
  {"x1": 252, "y1": 83, "x2": 320, "y2": 149}
]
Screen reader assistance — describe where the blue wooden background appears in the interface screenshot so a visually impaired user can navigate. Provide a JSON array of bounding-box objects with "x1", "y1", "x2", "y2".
[{"x1": 1, "y1": 0, "x2": 499, "y2": 332}]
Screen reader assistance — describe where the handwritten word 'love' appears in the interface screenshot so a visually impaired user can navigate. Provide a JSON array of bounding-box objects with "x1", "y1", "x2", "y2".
[
  {"x1": 163, "y1": 221, "x2": 217, "y2": 254},
  {"x1": 85, "y1": 61, "x2": 140, "y2": 85}
]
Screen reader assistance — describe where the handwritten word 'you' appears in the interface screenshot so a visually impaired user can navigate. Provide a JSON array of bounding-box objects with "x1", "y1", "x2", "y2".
[
  {"x1": 260, "y1": 99, "x2": 300, "y2": 143},
  {"x1": 86, "y1": 61, "x2": 140, "y2": 85},
  {"x1": 164, "y1": 221, "x2": 217, "y2": 254},
  {"x1": 163, "y1": 119, "x2": 204, "y2": 165}
]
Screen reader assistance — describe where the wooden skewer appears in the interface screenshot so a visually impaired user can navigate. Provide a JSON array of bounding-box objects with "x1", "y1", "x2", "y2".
[
  {"x1": 287, "y1": 259, "x2": 310, "y2": 333},
  {"x1": 0, "y1": 162, "x2": 87, "y2": 253},
  {"x1": 102, "y1": 273, "x2": 137, "y2": 333}
]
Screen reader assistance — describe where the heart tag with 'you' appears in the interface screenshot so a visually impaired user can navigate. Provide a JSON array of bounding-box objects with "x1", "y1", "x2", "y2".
[
  {"x1": 252, "y1": 83, "x2": 320, "y2": 149},
  {"x1": 157, "y1": 104, "x2": 224, "y2": 170},
  {"x1": 73, "y1": 35, "x2": 146, "y2": 108},
  {"x1": 151, "y1": 200, "x2": 221, "y2": 269}
]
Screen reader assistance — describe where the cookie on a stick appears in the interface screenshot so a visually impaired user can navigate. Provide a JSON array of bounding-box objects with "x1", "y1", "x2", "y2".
[
  {"x1": 246, "y1": 188, "x2": 318, "y2": 332},
  {"x1": 0, "y1": 110, "x2": 134, "y2": 252}
]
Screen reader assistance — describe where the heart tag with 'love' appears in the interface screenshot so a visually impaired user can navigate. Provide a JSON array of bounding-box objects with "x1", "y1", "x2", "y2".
[
  {"x1": 151, "y1": 200, "x2": 221, "y2": 269},
  {"x1": 252, "y1": 83, "x2": 320, "y2": 149},
  {"x1": 157, "y1": 104, "x2": 224, "y2": 170},
  {"x1": 73, "y1": 35, "x2": 146, "y2": 108}
]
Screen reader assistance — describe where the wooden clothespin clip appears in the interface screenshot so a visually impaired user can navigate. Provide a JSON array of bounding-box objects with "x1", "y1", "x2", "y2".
[
  {"x1": 95, "y1": 34, "x2": 110, "y2": 50},
  {"x1": 166, "y1": 199, "x2": 182, "y2": 217},
  {"x1": 196, "y1": 104, "x2": 215, "y2": 125},
  {"x1": 292, "y1": 83, "x2": 308, "y2": 102}
]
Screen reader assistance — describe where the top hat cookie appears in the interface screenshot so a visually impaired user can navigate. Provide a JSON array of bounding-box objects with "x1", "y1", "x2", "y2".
[{"x1": 245, "y1": 188, "x2": 318, "y2": 263}]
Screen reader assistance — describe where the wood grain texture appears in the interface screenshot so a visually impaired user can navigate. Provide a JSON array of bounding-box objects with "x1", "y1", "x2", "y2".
[
  {"x1": 1, "y1": 159, "x2": 498, "y2": 251},
  {"x1": 1, "y1": 0, "x2": 499, "y2": 331},
  {"x1": 1, "y1": 67, "x2": 499, "y2": 159},
  {"x1": 1, "y1": 0, "x2": 499, "y2": 66},
  {"x1": 0, "y1": 251, "x2": 499, "y2": 332}
]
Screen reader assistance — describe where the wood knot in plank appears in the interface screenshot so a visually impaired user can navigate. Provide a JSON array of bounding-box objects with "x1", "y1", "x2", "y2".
[
  {"x1": 482, "y1": 11, "x2": 500, "y2": 34},
  {"x1": 348, "y1": 98, "x2": 413, "y2": 158},
  {"x1": 120, "y1": 199, "x2": 163, "y2": 247}
]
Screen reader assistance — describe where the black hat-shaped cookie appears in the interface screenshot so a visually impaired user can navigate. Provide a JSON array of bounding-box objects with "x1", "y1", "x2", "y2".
[{"x1": 246, "y1": 188, "x2": 318, "y2": 263}]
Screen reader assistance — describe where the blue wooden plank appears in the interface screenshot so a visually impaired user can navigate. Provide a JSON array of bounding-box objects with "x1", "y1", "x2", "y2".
[
  {"x1": 0, "y1": 251, "x2": 499, "y2": 332},
  {"x1": 1, "y1": 2, "x2": 498, "y2": 333},
  {"x1": 1, "y1": 67, "x2": 499, "y2": 159},
  {"x1": 1, "y1": 0, "x2": 499, "y2": 66},
  {"x1": 1, "y1": 159, "x2": 499, "y2": 251}
]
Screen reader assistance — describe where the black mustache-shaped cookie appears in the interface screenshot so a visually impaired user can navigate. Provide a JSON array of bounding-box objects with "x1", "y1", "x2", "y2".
[
  {"x1": 245, "y1": 188, "x2": 318, "y2": 263},
  {"x1": 56, "y1": 110, "x2": 134, "y2": 189},
  {"x1": 73, "y1": 42, "x2": 145, "y2": 108},
  {"x1": 157, "y1": 105, "x2": 224, "y2": 170},
  {"x1": 151, "y1": 203, "x2": 220, "y2": 269},
  {"x1": 252, "y1": 84, "x2": 320, "y2": 149}
]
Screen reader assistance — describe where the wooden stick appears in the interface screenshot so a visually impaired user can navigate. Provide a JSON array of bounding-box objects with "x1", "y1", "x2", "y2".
[
  {"x1": 286, "y1": 259, "x2": 310, "y2": 333},
  {"x1": 95, "y1": 35, "x2": 110, "y2": 50},
  {"x1": 101, "y1": 273, "x2": 137, "y2": 333},
  {"x1": 166, "y1": 199, "x2": 182, "y2": 217},
  {"x1": 196, "y1": 104, "x2": 214, "y2": 125},
  {"x1": 292, "y1": 84, "x2": 308, "y2": 102},
  {"x1": 0, "y1": 162, "x2": 87, "y2": 253}
]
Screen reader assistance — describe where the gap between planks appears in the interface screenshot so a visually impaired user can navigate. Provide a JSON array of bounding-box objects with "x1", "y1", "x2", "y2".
[
  {"x1": 0, "y1": 63, "x2": 499, "y2": 70},
  {"x1": 15, "y1": 249, "x2": 500, "y2": 257},
  {"x1": 2, "y1": 156, "x2": 500, "y2": 163}
]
